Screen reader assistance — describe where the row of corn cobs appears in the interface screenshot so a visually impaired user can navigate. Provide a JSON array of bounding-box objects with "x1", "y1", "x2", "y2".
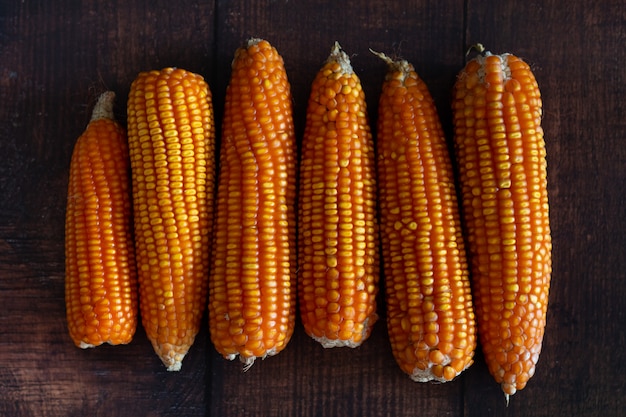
[{"x1": 65, "y1": 39, "x2": 551, "y2": 400}]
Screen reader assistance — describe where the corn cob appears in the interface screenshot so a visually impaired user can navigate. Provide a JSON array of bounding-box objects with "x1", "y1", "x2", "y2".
[
  {"x1": 298, "y1": 42, "x2": 379, "y2": 348},
  {"x1": 65, "y1": 91, "x2": 138, "y2": 348},
  {"x1": 127, "y1": 68, "x2": 215, "y2": 371},
  {"x1": 373, "y1": 52, "x2": 476, "y2": 382},
  {"x1": 452, "y1": 45, "x2": 552, "y2": 399},
  {"x1": 208, "y1": 39, "x2": 297, "y2": 368}
]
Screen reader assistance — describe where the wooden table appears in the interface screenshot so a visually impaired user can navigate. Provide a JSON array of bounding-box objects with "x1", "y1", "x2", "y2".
[{"x1": 2, "y1": 1, "x2": 624, "y2": 416}]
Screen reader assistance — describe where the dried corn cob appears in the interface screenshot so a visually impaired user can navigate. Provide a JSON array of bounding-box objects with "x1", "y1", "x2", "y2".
[
  {"x1": 298, "y1": 42, "x2": 379, "y2": 348},
  {"x1": 452, "y1": 45, "x2": 552, "y2": 399},
  {"x1": 127, "y1": 68, "x2": 215, "y2": 371},
  {"x1": 373, "y1": 52, "x2": 476, "y2": 382},
  {"x1": 65, "y1": 91, "x2": 138, "y2": 348},
  {"x1": 208, "y1": 39, "x2": 297, "y2": 368}
]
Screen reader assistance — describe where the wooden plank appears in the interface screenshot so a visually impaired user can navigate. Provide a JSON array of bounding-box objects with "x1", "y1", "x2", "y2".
[
  {"x1": 0, "y1": 1, "x2": 215, "y2": 416},
  {"x1": 209, "y1": 1, "x2": 466, "y2": 416},
  {"x1": 0, "y1": 0, "x2": 624, "y2": 415},
  {"x1": 463, "y1": 0, "x2": 626, "y2": 415}
]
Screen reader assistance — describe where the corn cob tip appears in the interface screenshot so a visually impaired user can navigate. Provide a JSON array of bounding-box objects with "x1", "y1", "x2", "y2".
[
  {"x1": 90, "y1": 91, "x2": 116, "y2": 122},
  {"x1": 238, "y1": 348, "x2": 277, "y2": 372},
  {"x1": 152, "y1": 342, "x2": 188, "y2": 371},
  {"x1": 239, "y1": 348, "x2": 279, "y2": 372},
  {"x1": 222, "y1": 353, "x2": 255, "y2": 371},
  {"x1": 233, "y1": 38, "x2": 271, "y2": 66},
  {"x1": 368, "y1": 48, "x2": 386, "y2": 60},
  {"x1": 223, "y1": 347, "x2": 280, "y2": 371},
  {"x1": 462, "y1": 49, "x2": 515, "y2": 86},
  {"x1": 241, "y1": 357, "x2": 256, "y2": 372},
  {"x1": 465, "y1": 43, "x2": 487, "y2": 57},
  {"x1": 245, "y1": 37, "x2": 264, "y2": 47},
  {"x1": 310, "y1": 315, "x2": 377, "y2": 349},
  {"x1": 408, "y1": 357, "x2": 474, "y2": 383},
  {"x1": 369, "y1": 49, "x2": 413, "y2": 81},
  {"x1": 368, "y1": 48, "x2": 397, "y2": 66},
  {"x1": 327, "y1": 41, "x2": 353, "y2": 74},
  {"x1": 78, "y1": 341, "x2": 96, "y2": 349},
  {"x1": 369, "y1": 48, "x2": 395, "y2": 69},
  {"x1": 502, "y1": 382, "x2": 518, "y2": 404}
]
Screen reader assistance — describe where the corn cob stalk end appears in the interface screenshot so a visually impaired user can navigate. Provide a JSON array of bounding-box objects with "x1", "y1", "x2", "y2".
[
  {"x1": 327, "y1": 41, "x2": 353, "y2": 74},
  {"x1": 90, "y1": 91, "x2": 116, "y2": 122}
]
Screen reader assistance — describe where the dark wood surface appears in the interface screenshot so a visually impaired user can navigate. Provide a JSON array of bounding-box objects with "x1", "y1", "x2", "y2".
[{"x1": 1, "y1": 1, "x2": 624, "y2": 416}]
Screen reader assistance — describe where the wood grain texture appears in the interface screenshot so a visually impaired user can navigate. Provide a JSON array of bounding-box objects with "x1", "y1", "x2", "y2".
[{"x1": 1, "y1": 0, "x2": 624, "y2": 416}]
